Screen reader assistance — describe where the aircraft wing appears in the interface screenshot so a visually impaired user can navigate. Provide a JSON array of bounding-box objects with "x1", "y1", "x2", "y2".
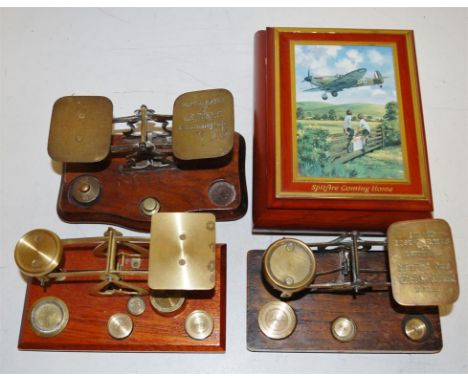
[
  {"x1": 304, "y1": 87, "x2": 322, "y2": 92},
  {"x1": 324, "y1": 69, "x2": 366, "y2": 91}
]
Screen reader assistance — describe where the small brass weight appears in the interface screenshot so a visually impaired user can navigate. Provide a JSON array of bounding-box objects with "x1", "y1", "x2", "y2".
[
  {"x1": 15, "y1": 212, "x2": 217, "y2": 341},
  {"x1": 258, "y1": 219, "x2": 459, "y2": 343}
]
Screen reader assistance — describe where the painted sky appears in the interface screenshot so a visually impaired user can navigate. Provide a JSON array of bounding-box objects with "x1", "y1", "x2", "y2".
[{"x1": 295, "y1": 44, "x2": 398, "y2": 105}]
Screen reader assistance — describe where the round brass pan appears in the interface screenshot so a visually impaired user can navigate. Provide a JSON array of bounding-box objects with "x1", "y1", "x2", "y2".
[
  {"x1": 15, "y1": 229, "x2": 63, "y2": 278},
  {"x1": 262, "y1": 238, "x2": 316, "y2": 298}
]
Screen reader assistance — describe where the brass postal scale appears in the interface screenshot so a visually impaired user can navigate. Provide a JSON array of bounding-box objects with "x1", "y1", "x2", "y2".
[
  {"x1": 48, "y1": 88, "x2": 247, "y2": 232},
  {"x1": 15, "y1": 212, "x2": 226, "y2": 352},
  {"x1": 247, "y1": 219, "x2": 459, "y2": 353}
]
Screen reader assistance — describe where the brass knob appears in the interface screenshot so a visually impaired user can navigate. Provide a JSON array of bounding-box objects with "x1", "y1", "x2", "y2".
[
  {"x1": 139, "y1": 197, "x2": 160, "y2": 216},
  {"x1": 70, "y1": 175, "x2": 101, "y2": 204},
  {"x1": 404, "y1": 316, "x2": 429, "y2": 342}
]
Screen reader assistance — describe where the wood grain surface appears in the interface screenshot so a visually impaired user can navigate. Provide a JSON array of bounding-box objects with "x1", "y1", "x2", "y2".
[
  {"x1": 18, "y1": 243, "x2": 226, "y2": 352},
  {"x1": 57, "y1": 133, "x2": 247, "y2": 232},
  {"x1": 247, "y1": 249, "x2": 442, "y2": 353}
]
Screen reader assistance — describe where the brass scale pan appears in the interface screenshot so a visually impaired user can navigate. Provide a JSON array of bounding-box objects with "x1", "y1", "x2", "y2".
[
  {"x1": 259, "y1": 219, "x2": 459, "y2": 340},
  {"x1": 14, "y1": 213, "x2": 218, "y2": 339}
]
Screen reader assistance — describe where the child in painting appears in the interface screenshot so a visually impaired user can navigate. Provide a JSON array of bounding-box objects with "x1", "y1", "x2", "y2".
[
  {"x1": 358, "y1": 113, "x2": 371, "y2": 148},
  {"x1": 352, "y1": 134, "x2": 364, "y2": 152},
  {"x1": 343, "y1": 110, "x2": 354, "y2": 152}
]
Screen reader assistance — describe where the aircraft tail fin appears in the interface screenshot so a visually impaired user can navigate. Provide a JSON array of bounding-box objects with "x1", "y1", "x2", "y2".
[{"x1": 374, "y1": 71, "x2": 384, "y2": 83}]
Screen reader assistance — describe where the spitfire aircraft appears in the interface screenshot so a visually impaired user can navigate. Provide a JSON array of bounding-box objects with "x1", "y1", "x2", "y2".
[{"x1": 303, "y1": 68, "x2": 384, "y2": 100}]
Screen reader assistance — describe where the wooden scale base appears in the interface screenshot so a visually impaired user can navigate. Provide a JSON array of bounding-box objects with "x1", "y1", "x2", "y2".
[
  {"x1": 18, "y1": 245, "x2": 226, "y2": 352},
  {"x1": 247, "y1": 250, "x2": 442, "y2": 353},
  {"x1": 57, "y1": 133, "x2": 247, "y2": 232}
]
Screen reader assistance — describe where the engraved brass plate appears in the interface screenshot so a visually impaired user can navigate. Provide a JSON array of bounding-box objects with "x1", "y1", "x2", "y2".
[
  {"x1": 172, "y1": 89, "x2": 234, "y2": 160},
  {"x1": 48, "y1": 96, "x2": 113, "y2": 163},
  {"x1": 387, "y1": 219, "x2": 459, "y2": 306},
  {"x1": 148, "y1": 213, "x2": 216, "y2": 290}
]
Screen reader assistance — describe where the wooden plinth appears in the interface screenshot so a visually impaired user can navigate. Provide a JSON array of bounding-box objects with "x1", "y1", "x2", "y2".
[
  {"x1": 247, "y1": 250, "x2": 442, "y2": 353},
  {"x1": 57, "y1": 133, "x2": 247, "y2": 232},
  {"x1": 18, "y1": 245, "x2": 226, "y2": 352}
]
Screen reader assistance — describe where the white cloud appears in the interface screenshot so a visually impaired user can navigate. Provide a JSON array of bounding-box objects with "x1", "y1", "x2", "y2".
[
  {"x1": 334, "y1": 49, "x2": 364, "y2": 73},
  {"x1": 336, "y1": 58, "x2": 357, "y2": 73},
  {"x1": 324, "y1": 46, "x2": 341, "y2": 58},
  {"x1": 295, "y1": 45, "x2": 334, "y2": 76},
  {"x1": 368, "y1": 49, "x2": 384, "y2": 66},
  {"x1": 372, "y1": 88, "x2": 387, "y2": 96},
  {"x1": 346, "y1": 49, "x2": 363, "y2": 64}
]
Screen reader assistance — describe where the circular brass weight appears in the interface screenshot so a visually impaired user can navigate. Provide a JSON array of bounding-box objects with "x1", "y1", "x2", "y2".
[
  {"x1": 331, "y1": 316, "x2": 357, "y2": 342},
  {"x1": 15, "y1": 229, "x2": 63, "y2": 277},
  {"x1": 127, "y1": 296, "x2": 146, "y2": 316},
  {"x1": 404, "y1": 317, "x2": 429, "y2": 342},
  {"x1": 263, "y1": 238, "x2": 316, "y2": 297},
  {"x1": 107, "y1": 313, "x2": 133, "y2": 340},
  {"x1": 139, "y1": 197, "x2": 160, "y2": 216},
  {"x1": 29, "y1": 296, "x2": 69, "y2": 337},
  {"x1": 70, "y1": 175, "x2": 101, "y2": 204},
  {"x1": 208, "y1": 180, "x2": 237, "y2": 207},
  {"x1": 184, "y1": 310, "x2": 214, "y2": 340},
  {"x1": 257, "y1": 301, "x2": 297, "y2": 340},
  {"x1": 150, "y1": 291, "x2": 185, "y2": 314}
]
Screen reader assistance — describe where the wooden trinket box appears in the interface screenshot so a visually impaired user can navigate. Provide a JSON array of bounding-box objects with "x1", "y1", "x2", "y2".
[{"x1": 253, "y1": 28, "x2": 433, "y2": 233}]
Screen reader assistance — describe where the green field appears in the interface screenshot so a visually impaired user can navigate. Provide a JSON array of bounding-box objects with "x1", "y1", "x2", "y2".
[
  {"x1": 341, "y1": 146, "x2": 405, "y2": 179},
  {"x1": 297, "y1": 119, "x2": 380, "y2": 135},
  {"x1": 297, "y1": 101, "x2": 385, "y2": 119}
]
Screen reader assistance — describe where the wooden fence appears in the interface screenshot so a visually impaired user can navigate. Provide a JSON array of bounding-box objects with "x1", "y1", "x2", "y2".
[{"x1": 328, "y1": 126, "x2": 384, "y2": 164}]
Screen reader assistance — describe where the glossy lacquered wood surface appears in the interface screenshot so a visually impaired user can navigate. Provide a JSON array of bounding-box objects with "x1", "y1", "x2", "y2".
[
  {"x1": 57, "y1": 133, "x2": 247, "y2": 232},
  {"x1": 252, "y1": 29, "x2": 433, "y2": 233},
  {"x1": 18, "y1": 244, "x2": 227, "y2": 352}
]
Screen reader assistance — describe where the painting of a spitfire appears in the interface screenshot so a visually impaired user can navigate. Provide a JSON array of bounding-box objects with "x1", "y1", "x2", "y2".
[
  {"x1": 303, "y1": 67, "x2": 384, "y2": 101},
  {"x1": 294, "y1": 44, "x2": 405, "y2": 181}
]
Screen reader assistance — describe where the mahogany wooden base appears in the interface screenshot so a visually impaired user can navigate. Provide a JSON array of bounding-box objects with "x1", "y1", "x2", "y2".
[
  {"x1": 18, "y1": 245, "x2": 226, "y2": 352},
  {"x1": 57, "y1": 133, "x2": 247, "y2": 232},
  {"x1": 247, "y1": 250, "x2": 442, "y2": 353}
]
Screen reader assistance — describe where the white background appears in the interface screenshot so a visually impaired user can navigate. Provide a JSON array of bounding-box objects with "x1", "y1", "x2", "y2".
[{"x1": 1, "y1": 8, "x2": 467, "y2": 373}]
